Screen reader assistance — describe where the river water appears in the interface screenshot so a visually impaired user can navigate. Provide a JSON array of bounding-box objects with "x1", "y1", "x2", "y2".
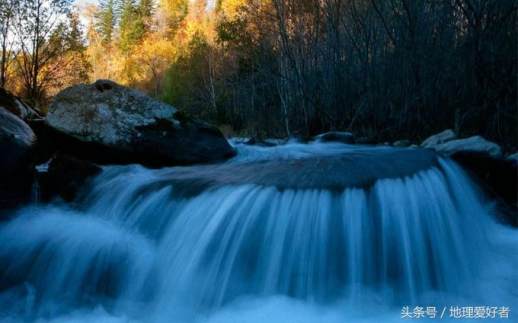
[{"x1": 0, "y1": 141, "x2": 516, "y2": 322}]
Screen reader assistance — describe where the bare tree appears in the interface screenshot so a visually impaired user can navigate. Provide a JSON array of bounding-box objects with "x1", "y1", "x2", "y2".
[
  {"x1": 167, "y1": 0, "x2": 516, "y2": 144},
  {"x1": 0, "y1": 0, "x2": 18, "y2": 87},
  {"x1": 13, "y1": 0, "x2": 71, "y2": 106}
]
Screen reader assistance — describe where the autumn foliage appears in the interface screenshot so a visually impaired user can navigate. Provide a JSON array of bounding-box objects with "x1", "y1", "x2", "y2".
[{"x1": 1, "y1": 0, "x2": 516, "y2": 144}]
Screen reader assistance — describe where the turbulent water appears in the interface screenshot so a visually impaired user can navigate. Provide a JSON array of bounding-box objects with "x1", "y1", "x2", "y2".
[{"x1": 0, "y1": 141, "x2": 516, "y2": 322}]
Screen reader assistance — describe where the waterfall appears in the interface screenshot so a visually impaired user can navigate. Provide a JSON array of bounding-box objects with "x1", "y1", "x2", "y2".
[{"x1": 0, "y1": 142, "x2": 516, "y2": 322}]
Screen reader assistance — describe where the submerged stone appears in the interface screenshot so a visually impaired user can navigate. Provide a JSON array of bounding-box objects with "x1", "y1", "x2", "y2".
[{"x1": 143, "y1": 147, "x2": 438, "y2": 195}]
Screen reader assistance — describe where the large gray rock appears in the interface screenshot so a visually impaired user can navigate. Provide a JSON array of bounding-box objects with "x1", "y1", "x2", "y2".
[
  {"x1": 421, "y1": 129, "x2": 456, "y2": 148},
  {"x1": 435, "y1": 136, "x2": 503, "y2": 158},
  {"x1": 0, "y1": 107, "x2": 35, "y2": 209},
  {"x1": 46, "y1": 80, "x2": 235, "y2": 166}
]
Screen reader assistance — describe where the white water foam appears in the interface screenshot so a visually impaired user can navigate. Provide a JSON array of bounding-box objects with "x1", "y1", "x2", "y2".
[{"x1": 0, "y1": 142, "x2": 516, "y2": 322}]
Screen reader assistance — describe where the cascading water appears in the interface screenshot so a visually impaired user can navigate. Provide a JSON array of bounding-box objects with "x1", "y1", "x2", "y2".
[{"x1": 0, "y1": 141, "x2": 516, "y2": 323}]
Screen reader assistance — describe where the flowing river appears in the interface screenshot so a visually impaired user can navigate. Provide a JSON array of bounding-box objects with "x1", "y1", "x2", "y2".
[{"x1": 0, "y1": 141, "x2": 516, "y2": 322}]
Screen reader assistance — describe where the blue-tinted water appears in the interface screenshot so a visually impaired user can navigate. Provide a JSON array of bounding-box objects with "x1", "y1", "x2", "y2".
[{"x1": 0, "y1": 141, "x2": 516, "y2": 322}]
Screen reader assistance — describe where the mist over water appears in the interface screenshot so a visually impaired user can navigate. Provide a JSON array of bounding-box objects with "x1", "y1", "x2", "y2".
[{"x1": 0, "y1": 141, "x2": 516, "y2": 322}]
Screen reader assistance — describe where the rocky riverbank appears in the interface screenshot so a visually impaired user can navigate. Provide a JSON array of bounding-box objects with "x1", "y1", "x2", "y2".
[
  {"x1": 1, "y1": 82, "x2": 516, "y2": 225},
  {"x1": 1, "y1": 81, "x2": 235, "y2": 206}
]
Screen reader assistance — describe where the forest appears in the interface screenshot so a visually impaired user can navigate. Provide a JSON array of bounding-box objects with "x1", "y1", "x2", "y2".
[
  {"x1": 1, "y1": 1, "x2": 518, "y2": 321},
  {"x1": 0, "y1": 0, "x2": 516, "y2": 145}
]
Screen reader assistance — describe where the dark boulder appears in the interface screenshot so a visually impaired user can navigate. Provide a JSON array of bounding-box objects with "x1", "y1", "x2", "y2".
[
  {"x1": 44, "y1": 80, "x2": 235, "y2": 167},
  {"x1": 39, "y1": 154, "x2": 102, "y2": 202},
  {"x1": 0, "y1": 87, "x2": 42, "y2": 121},
  {"x1": 452, "y1": 151, "x2": 518, "y2": 226},
  {"x1": 0, "y1": 108, "x2": 36, "y2": 210},
  {"x1": 421, "y1": 132, "x2": 514, "y2": 224}
]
